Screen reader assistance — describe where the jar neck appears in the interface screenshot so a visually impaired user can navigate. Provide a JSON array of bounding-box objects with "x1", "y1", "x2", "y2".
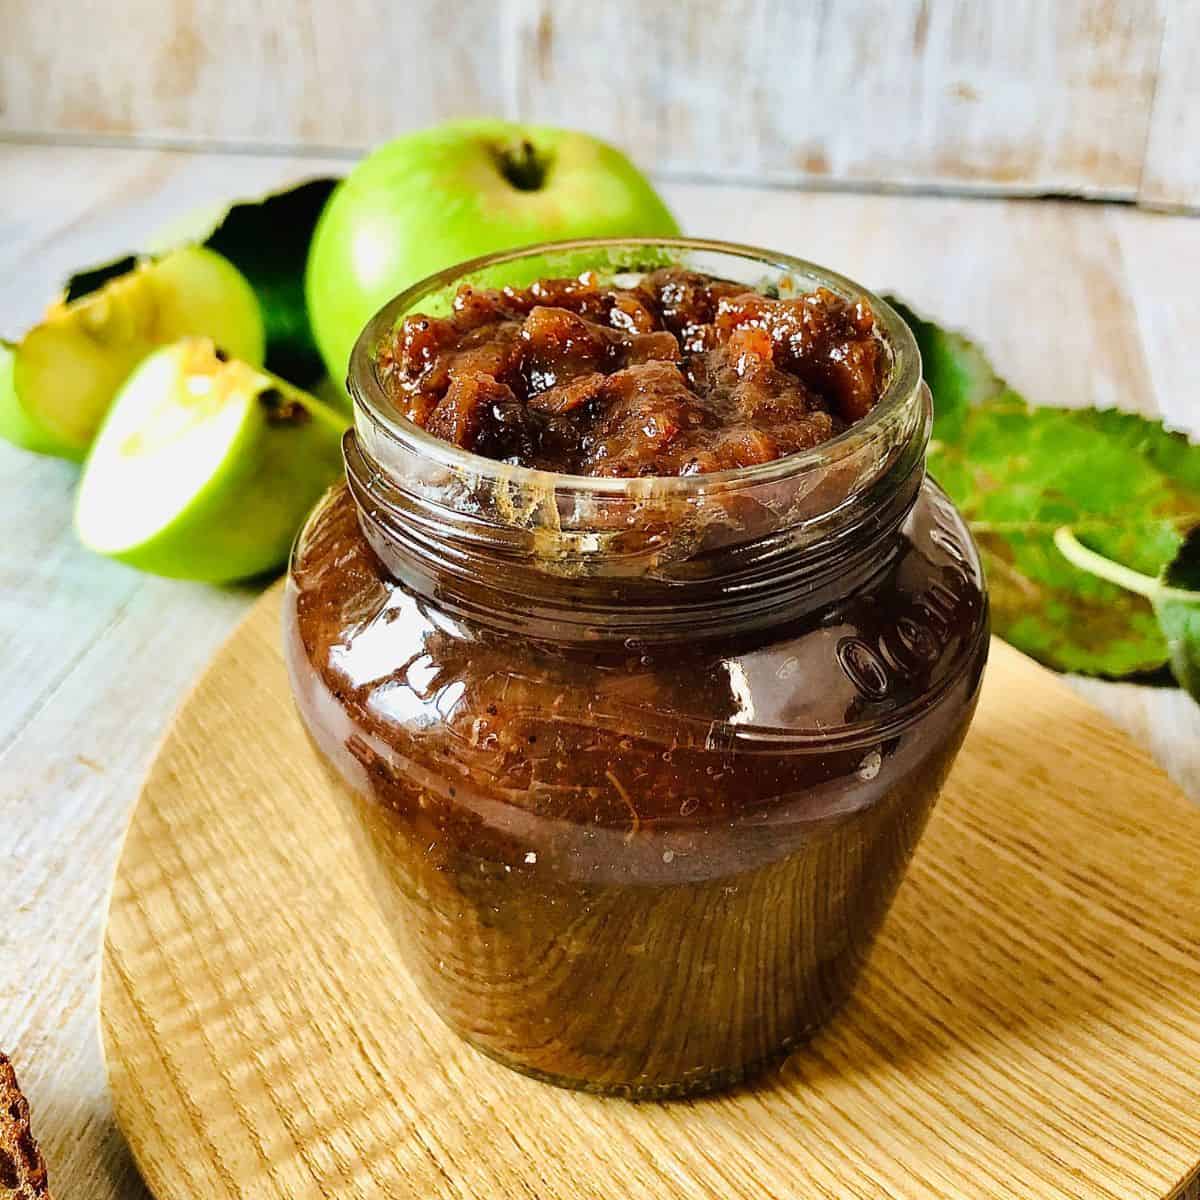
[{"x1": 343, "y1": 385, "x2": 931, "y2": 644}]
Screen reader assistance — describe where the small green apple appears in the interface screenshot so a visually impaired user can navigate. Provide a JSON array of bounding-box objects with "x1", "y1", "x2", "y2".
[
  {"x1": 0, "y1": 246, "x2": 265, "y2": 460},
  {"x1": 75, "y1": 338, "x2": 345, "y2": 582},
  {"x1": 306, "y1": 119, "x2": 680, "y2": 381}
]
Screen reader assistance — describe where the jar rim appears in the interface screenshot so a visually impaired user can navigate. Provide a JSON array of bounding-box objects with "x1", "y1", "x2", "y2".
[{"x1": 347, "y1": 235, "x2": 923, "y2": 497}]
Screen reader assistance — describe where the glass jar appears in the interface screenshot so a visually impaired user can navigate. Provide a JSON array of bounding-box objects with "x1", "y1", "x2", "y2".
[{"x1": 283, "y1": 239, "x2": 989, "y2": 1099}]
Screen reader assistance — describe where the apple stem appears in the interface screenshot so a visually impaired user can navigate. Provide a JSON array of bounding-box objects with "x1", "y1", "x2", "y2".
[{"x1": 497, "y1": 140, "x2": 547, "y2": 192}]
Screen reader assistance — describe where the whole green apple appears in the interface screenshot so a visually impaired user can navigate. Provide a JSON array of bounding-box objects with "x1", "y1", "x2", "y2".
[{"x1": 305, "y1": 119, "x2": 680, "y2": 381}]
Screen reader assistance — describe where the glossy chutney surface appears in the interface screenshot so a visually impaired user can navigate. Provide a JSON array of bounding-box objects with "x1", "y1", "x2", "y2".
[{"x1": 284, "y1": 475, "x2": 987, "y2": 1097}]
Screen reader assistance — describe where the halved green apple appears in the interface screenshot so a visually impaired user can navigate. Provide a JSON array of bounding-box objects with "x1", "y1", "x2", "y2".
[
  {"x1": 0, "y1": 340, "x2": 74, "y2": 456},
  {"x1": 1, "y1": 246, "x2": 265, "y2": 460},
  {"x1": 75, "y1": 338, "x2": 345, "y2": 583}
]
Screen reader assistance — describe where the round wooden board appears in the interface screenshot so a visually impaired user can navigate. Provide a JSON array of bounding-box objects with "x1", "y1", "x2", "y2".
[{"x1": 102, "y1": 581, "x2": 1200, "y2": 1200}]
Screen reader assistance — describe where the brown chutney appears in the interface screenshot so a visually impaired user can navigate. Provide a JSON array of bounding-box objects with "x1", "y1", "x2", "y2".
[
  {"x1": 378, "y1": 266, "x2": 884, "y2": 477},
  {"x1": 284, "y1": 240, "x2": 989, "y2": 1098}
]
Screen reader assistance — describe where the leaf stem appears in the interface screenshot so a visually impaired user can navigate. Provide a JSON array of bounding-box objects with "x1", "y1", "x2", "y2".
[
  {"x1": 1052, "y1": 527, "x2": 1159, "y2": 599},
  {"x1": 1053, "y1": 526, "x2": 1200, "y2": 604}
]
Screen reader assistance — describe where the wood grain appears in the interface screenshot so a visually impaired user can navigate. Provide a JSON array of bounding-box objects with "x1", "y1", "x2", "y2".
[
  {"x1": 1140, "y1": 0, "x2": 1200, "y2": 211},
  {"x1": 2, "y1": 145, "x2": 1199, "y2": 1200},
  {"x1": 0, "y1": 146, "x2": 347, "y2": 1200},
  {"x1": 0, "y1": 0, "x2": 505, "y2": 150},
  {"x1": 510, "y1": 0, "x2": 1166, "y2": 198},
  {"x1": 2, "y1": 0, "x2": 1194, "y2": 208},
  {"x1": 100, "y1": 583, "x2": 1200, "y2": 1199}
]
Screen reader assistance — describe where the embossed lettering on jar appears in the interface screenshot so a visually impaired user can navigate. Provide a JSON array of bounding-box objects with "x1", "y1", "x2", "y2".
[{"x1": 283, "y1": 239, "x2": 990, "y2": 1099}]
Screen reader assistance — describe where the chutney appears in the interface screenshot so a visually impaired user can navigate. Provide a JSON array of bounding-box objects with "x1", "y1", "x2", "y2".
[
  {"x1": 284, "y1": 240, "x2": 990, "y2": 1098},
  {"x1": 378, "y1": 268, "x2": 884, "y2": 477}
]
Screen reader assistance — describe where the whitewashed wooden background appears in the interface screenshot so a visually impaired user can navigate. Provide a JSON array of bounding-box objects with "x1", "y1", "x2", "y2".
[
  {"x1": 1, "y1": 0, "x2": 1198, "y2": 210},
  {"x1": 2, "y1": 142, "x2": 1199, "y2": 1200},
  {"x1": 2, "y1": 3, "x2": 1200, "y2": 1195}
]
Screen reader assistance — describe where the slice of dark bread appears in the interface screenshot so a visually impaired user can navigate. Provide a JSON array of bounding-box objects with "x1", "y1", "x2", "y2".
[{"x1": 0, "y1": 1054, "x2": 50, "y2": 1199}]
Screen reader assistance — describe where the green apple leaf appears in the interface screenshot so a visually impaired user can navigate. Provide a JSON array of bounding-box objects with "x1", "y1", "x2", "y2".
[
  {"x1": 64, "y1": 254, "x2": 139, "y2": 303},
  {"x1": 889, "y1": 298, "x2": 1200, "y2": 679},
  {"x1": 1053, "y1": 527, "x2": 1200, "y2": 701},
  {"x1": 199, "y1": 178, "x2": 338, "y2": 387},
  {"x1": 1158, "y1": 530, "x2": 1200, "y2": 699}
]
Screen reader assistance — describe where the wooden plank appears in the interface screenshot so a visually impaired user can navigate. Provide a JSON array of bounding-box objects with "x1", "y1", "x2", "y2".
[
  {"x1": 2, "y1": 579, "x2": 250, "y2": 1200},
  {"x1": 1139, "y1": 0, "x2": 1200, "y2": 210},
  {"x1": 0, "y1": 145, "x2": 324, "y2": 1200},
  {"x1": 509, "y1": 0, "x2": 1167, "y2": 198},
  {"x1": 0, "y1": 0, "x2": 505, "y2": 150},
  {"x1": 0, "y1": 145, "x2": 1198, "y2": 1200},
  {"x1": 0, "y1": 144, "x2": 337, "y2": 750},
  {"x1": 0, "y1": 144, "x2": 346, "y2": 333},
  {"x1": 102, "y1": 593, "x2": 1200, "y2": 1198},
  {"x1": 0, "y1": 151, "x2": 263, "y2": 1200},
  {"x1": 674, "y1": 182, "x2": 1167, "y2": 417},
  {"x1": 0, "y1": 1, "x2": 1181, "y2": 204},
  {"x1": 1071, "y1": 202, "x2": 1200, "y2": 792}
]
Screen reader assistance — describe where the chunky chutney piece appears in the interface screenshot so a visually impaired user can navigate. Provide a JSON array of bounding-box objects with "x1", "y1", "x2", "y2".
[{"x1": 378, "y1": 268, "x2": 886, "y2": 476}]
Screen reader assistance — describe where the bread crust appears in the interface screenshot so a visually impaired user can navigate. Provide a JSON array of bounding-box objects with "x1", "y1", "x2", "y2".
[{"x1": 0, "y1": 1054, "x2": 51, "y2": 1200}]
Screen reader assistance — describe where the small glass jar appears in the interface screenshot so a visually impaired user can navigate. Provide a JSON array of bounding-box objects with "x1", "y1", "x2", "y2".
[{"x1": 284, "y1": 239, "x2": 989, "y2": 1098}]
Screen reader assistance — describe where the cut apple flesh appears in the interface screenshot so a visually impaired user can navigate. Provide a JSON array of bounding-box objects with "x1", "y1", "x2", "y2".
[
  {"x1": 2, "y1": 246, "x2": 265, "y2": 459},
  {"x1": 75, "y1": 338, "x2": 345, "y2": 583}
]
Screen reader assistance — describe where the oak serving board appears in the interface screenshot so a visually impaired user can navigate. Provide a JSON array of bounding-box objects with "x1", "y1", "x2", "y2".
[{"x1": 101, "y1": 582, "x2": 1200, "y2": 1199}]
